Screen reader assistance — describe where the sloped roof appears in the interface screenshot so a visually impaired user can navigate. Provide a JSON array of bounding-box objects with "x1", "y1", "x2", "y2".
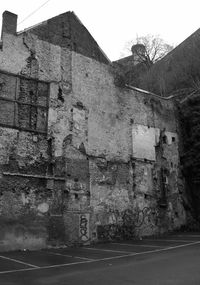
[
  {"x1": 138, "y1": 28, "x2": 200, "y2": 96},
  {"x1": 18, "y1": 11, "x2": 110, "y2": 64}
]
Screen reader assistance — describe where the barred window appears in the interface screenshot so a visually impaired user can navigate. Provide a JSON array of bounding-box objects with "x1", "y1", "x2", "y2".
[{"x1": 0, "y1": 71, "x2": 49, "y2": 133}]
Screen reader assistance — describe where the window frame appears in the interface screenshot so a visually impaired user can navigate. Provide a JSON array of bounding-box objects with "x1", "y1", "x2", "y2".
[{"x1": 0, "y1": 69, "x2": 49, "y2": 134}]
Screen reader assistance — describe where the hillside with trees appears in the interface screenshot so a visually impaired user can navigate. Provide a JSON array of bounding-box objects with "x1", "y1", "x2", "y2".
[{"x1": 179, "y1": 94, "x2": 200, "y2": 221}]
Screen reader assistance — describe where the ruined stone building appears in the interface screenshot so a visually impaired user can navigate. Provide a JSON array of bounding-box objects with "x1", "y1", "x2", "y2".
[{"x1": 0, "y1": 11, "x2": 188, "y2": 251}]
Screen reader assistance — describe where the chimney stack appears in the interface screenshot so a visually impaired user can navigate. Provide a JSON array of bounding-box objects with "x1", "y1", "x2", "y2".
[{"x1": 1, "y1": 11, "x2": 18, "y2": 38}]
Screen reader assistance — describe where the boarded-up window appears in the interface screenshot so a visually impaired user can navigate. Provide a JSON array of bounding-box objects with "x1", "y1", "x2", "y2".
[
  {"x1": 132, "y1": 124, "x2": 160, "y2": 161},
  {"x1": 0, "y1": 100, "x2": 15, "y2": 125},
  {"x1": 0, "y1": 73, "x2": 16, "y2": 100},
  {"x1": 0, "y1": 71, "x2": 48, "y2": 133}
]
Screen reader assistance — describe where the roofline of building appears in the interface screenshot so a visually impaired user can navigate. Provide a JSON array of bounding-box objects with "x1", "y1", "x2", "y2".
[
  {"x1": 17, "y1": 11, "x2": 72, "y2": 35},
  {"x1": 152, "y1": 27, "x2": 200, "y2": 66},
  {"x1": 17, "y1": 20, "x2": 48, "y2": 35},
  {"x1": 71, "y1": 11, "x2": 111, "y2": 63},
  {"x1": 17, "y1": 11, "x2": 111, "y2": 63}
]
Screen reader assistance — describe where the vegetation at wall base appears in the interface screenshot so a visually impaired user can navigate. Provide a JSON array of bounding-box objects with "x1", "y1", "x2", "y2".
[{"x1": 180, "y1": 93, "x2": 200, "y2": 220}]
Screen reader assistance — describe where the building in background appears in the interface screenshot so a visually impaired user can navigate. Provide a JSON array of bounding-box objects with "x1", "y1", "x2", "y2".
[{"x1": 0, "y1": 11, "x2": 188, "y2": 251}]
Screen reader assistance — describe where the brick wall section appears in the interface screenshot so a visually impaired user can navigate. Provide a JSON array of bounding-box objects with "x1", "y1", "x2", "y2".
[{"x1": 27, "y1": 12, "x2": 109, "y2": 64}]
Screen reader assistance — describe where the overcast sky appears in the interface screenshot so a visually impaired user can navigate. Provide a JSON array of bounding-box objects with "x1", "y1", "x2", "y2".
[{"x1": 0, "y1": 0, "x2": 200, "y2": 61}]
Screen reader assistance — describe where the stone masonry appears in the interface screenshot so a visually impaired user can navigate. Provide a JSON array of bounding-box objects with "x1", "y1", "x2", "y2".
[{"x1": 0, "y1": 11, "x2": 188, "y2": 250}]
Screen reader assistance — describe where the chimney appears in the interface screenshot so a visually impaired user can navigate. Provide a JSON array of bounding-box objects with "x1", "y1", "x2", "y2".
[{"x1": 1, "y1": 11, "x2": 18, "y2": 37}]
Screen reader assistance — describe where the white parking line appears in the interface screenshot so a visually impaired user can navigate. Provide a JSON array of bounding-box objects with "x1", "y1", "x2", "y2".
[
  {"x1": 0, "y1": 240, "x2": 199, "y2": 275},
  {"x1": 111, "y1": 243, "x2": 163, "y2": 248},
  {"x1": 174, "y1": 234, "x2": 200, "y2": 238},
  {"x1": 144, "y1": 239, "x2": 198, "y2": 243},
  {"x1": 46, "y1": 251, "x2": 94, "y2": 261},
  {"x1": 85, "y1": 247, "x2": 134, "y2": 254},
  {"x1": 0, "y1": 254, "x2": 39, "y2": 269}
]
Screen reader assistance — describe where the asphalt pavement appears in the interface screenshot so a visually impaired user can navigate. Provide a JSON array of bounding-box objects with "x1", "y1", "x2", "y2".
[{"x1": 0, "y1": 232, "x2": 200, "y2": 285}]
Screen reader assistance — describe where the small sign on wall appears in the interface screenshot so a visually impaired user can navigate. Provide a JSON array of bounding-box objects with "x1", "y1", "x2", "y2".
[{"x1": 79, "y1": 213, "x2": 90, "y2": 243}]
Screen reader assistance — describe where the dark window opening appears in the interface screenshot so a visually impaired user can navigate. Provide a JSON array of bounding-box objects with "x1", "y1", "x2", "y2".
[
  {"x1": 58, "y1": 87, "x2": 64, "y2": 103},
  {"x1": 162, "y1": 135, "x2": 167, "y2": 144},
  {"x1": 0, "y1": 71, "x2": 49, "y2": 133},
  {"x1": 163, "y1": 176, "x2": 167, "y2": 183},
  {"x1": 159, "y1": 167, "x2": 167, "y2": 207}
]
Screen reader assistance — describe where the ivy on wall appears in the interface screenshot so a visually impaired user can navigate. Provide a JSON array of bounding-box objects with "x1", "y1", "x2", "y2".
[{"x1": 179, "y1": 93, "x2": 200, "y2": 219}]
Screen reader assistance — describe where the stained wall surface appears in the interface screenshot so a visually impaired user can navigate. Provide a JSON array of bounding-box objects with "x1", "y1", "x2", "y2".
[{"x1": 0, "y1": 14, "x2": 188, "y2": 250}]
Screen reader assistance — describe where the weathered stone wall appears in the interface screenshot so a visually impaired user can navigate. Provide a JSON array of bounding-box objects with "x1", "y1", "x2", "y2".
[
  {"x1": 0, "y1": 31, "x2": 68, "y2": 250},
  {"x1": 0, "y1": 128, "x2": 50, "y2": 250},
  {"x1": 0, "y1": 19, "x2": 188, "y2": 249},
  {"x1": 70, "y1": 52, "x2": 187, "y2": 240}
]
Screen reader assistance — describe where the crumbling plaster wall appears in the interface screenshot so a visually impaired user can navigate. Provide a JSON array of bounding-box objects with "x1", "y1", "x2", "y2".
[
  {"x1": 71, "y1": 52, "x2": 187, "y2": 239},
  {"x1": 0, "y1": 32, "x2": 62, "y2": 81},
  {"x1": 0, "y1": 29, "x2": 187, "y2": 248},
  {"x1": 0, "y1": 30, "x2": 91, "y2": 247},
  {"x1": 0, "y1": 128, "x2": 50, "y2": 250},
  {"x1": 0, "y1": 31, "x2": 73, "y2": 249}
]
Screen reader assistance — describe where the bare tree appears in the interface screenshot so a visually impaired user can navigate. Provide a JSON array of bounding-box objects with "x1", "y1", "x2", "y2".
[{"x1": 122, "y1": 34, "x2": 173, "y2": 68}]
